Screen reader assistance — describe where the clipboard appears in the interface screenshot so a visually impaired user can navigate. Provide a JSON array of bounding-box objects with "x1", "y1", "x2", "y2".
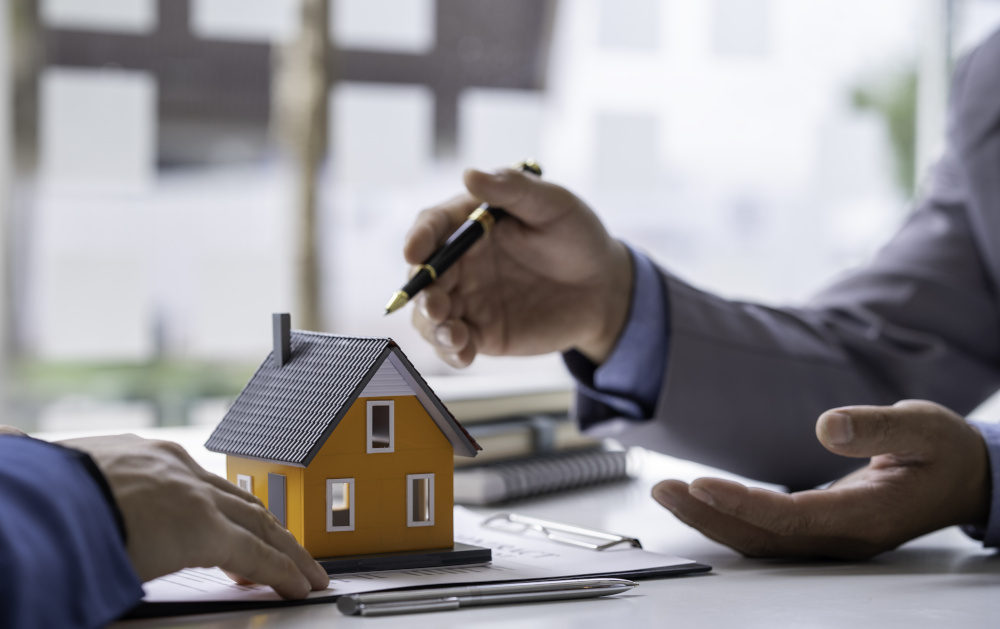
[
  {"x1": 474, "y1": 511, "x2": 711, "y2": 581},
  {"x1": 130, "y1": 507, "x2": 710, "y2": 618}
]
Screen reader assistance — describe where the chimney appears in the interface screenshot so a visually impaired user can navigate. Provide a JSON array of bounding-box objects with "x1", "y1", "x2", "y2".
[{"x1": 273, "y1": 313, "x2": 291, "y2": 367}]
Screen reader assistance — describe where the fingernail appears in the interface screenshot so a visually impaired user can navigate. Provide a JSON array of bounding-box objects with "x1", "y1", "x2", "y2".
[
  {"x1": 653, "y1": 487, "x2": 678, "y2": 510},
  {"x1": 435, "y1": 325, "x2": 454, "y2": 349},
  {"x1": 824, "y1": 412, "x2": 854, "y2": 446},
  {"x1": 689, "y1": 486, "x2": 716, "y2": 508}
]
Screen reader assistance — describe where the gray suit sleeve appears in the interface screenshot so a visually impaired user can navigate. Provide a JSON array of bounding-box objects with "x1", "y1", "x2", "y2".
[
  {"x1": 623, "y1": 196, "x2": 1000, "y2": 490},
  {"x1": 611, "y1": 58, "x2": 1000, "y2": 489}
]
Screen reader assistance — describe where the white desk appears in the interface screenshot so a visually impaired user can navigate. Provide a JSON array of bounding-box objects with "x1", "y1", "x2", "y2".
[{"x1": 40, "y1": 427, "x2": 999, "y2": 629}]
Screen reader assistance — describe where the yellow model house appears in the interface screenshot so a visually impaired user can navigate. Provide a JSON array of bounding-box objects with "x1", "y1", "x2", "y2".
[{"x1": 205, "y1": 314, "x2": 480, "y2": 560}]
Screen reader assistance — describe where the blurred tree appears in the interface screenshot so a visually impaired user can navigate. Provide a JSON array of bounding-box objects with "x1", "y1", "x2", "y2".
[
  {"x1": 851, "y1": 67, "x2": 918, "y2": 198},
  {"x1": 273, "y1": 0, "x2": 329, "y2": 332}
]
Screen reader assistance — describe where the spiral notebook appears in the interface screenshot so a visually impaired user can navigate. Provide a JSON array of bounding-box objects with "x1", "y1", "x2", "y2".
[{"x1": 454, "y1": 446, "x2": 636, "y2": 505}]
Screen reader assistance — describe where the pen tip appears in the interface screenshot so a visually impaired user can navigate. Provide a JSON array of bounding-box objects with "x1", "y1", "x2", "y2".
[{"x1": 384, "y1": 291, "x2": 409, "y2": 315}]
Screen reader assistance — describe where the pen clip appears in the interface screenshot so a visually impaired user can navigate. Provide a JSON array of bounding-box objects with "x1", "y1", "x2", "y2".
[{"x1": 482, "y1": 512, "x2": 642, "y2": 551}]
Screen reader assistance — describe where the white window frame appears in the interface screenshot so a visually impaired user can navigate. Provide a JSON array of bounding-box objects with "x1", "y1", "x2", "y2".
[
  {"x1": 236, "y1": 474, "x2": 253, "y2": 493},
  {"x1": 366, "y1": 400, "x2": 395, "y2": 453},
  {"x1": 326, "y1": 478, "x2": 355, "y2": 532},
  {"x1": 406, "y1": 473, "x2": 435, "y2": 527}
]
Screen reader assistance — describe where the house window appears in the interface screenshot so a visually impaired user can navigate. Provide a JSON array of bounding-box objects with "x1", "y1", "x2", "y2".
[
  {"x1": 326, "y1": 478, "x2": 355, "y2": 532},
  {"x1": 236, "y1": 474, "x2": 253, "y2": 493},
  {"x1": 406, "y1": 473, "x2": 434, "y2": 527},
  {"x1": 366, "y1": 400, "x2": 394, "y2": 453}
]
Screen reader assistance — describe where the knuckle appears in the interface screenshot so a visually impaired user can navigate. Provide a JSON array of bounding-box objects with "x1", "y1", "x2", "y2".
[
  {"x1": 253, "y1": 502, "x2": 279, "y2": 533},
  {"x1": 866, "y1": 409, "x2": 895, "y2": 448},
  {"x1": 153, "y1": 439, "x2": 185, "y2": 456}
]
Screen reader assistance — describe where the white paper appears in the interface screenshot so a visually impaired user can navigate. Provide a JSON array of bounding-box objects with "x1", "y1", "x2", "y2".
[{"x1": 142, "y1": 507, "x2": 696, "y2": 604}]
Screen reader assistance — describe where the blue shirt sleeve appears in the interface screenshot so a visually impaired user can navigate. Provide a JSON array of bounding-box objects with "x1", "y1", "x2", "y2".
[
  {"x1": 963, "y1": 421, "x2": 1000, "y2": 547},
  {"x1": 563, "y1": 245, "x2": 670, "y2": 431},
  {"x1": 0, "y1": 436, "x2": 144, "y2": 629}
]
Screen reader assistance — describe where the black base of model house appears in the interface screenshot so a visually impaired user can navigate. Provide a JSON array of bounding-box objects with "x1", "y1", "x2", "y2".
[{"x1": 318, "y1": 542, "x2": 492, "y2": 575}]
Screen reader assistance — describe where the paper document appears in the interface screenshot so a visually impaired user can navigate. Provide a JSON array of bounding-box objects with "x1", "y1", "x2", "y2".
[{"x1": 141, "y1": 507, "x2": 701, "y2": 607}]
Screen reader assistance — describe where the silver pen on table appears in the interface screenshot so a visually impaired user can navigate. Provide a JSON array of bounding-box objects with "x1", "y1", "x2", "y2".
[{"x1": 336, "y1": 577, "x2": 638, "y2": 617}]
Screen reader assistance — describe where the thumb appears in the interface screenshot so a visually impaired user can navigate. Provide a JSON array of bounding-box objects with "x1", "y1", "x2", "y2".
[
  {"x1": 815, "y1": 400, "x2": 957, "y2": 459},
  {"x1": 463, "y1": 168, "x2": 577, "y2": 227}
]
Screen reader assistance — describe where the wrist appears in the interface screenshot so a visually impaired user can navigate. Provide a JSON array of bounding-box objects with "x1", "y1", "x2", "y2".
[{"x1": 575, "y1": 240, "x2": 634, "y2": 364}]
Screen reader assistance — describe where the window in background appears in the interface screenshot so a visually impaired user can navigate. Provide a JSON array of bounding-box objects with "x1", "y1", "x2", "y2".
[
  {"x1": 34, "y1": 67, "x2": 156, "y2": 361},
  {"x1": 332, "y1": 0, "x2": 436, "y2": 54},
  {"x1": 331, "y1": 82, "x2": 434, "y2": 188},
  {"x1": 712, "y1": 0, "x2": 770, "y2": 58},
  {"x1": 598, "y1": 0, "x2": 659, "y2": 52},
  {"x1": 41, "y1": 0, "x2": 157, "y2": 34},
  {"x1": 22, "y1": 1, "x2": 1000, "y2": 431},
  {"x1": 39, "y1": 68, "x2": 156, "y2": 190},
  {"x1": 190, "y1": 0, "x2": 300, "y2": 43},
  {"x1": 594, "y1": 112, "x2": 660, "y2": 191},
  {"x1": 458, "y1": 88, "x2": 544, "y2": 170}
]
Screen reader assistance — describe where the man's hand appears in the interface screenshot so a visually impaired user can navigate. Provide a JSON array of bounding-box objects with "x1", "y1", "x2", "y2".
[
  {"x1": 652, "y1": 400, "x2": 991, "y2": 559},
  {"x1": 58, "y1": 434, "x2": 329, "y2": 598},
  {"x1": 406, "y1": 167, "x2": 633, "y2": 367}
]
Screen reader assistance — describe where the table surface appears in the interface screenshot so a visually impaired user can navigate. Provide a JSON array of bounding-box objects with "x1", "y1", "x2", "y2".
[{"x1": 42, "y1": 426, "x2": 998, "y2": 629}]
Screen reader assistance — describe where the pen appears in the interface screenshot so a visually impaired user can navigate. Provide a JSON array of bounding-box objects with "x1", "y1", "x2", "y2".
[
  {"x1": 336, "y1": 577, "x2": 637, "y2": 616},
  {"x1": 384, "y1": 159, "x2": 543, "y2": 315}
]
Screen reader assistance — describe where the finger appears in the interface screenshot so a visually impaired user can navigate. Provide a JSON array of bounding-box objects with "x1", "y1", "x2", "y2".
[
  {"x1": 685, "y1": 477, "x2": 874, "y2": 539},
  {"x1": 652, "y1": 480, "x2": 787, "y2": 557},
  {"x1": 815, "y1": 401, "x2": 955, "y2": 459},
  {"x1": 421, "y1": 286, "x2": 454, "y2": 324},
  {"x1": 215, "y1": 492, "x2": 329, "y2": 592},
  {"x1": 207, "y1": 517, "x2": 314, "y2": 599},
  {"x1": 404, "y1": 195, "x2": 480, "y2": 264},
  {"x1": 431, "y1": 320, "x2": 470, "y2": 356},
  {"x1": 463, "y1": 168, "x2": 576, "y2": 227},
  {"x1": 222, "y1": 569, "x2": 254, "y2": 585},
  {"x1": 652, "y1": 480, "x2": 881, "y2": 560},
  {"x1": 438, "y1": 338, "x2": 477, "y2": 369}
]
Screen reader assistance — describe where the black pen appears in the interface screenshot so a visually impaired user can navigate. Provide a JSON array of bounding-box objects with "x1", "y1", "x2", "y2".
[{"x1": 384, "y1": 160, "x2": 542, "y2": 315}]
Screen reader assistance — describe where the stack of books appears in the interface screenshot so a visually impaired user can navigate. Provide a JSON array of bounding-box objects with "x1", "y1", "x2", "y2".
[{"x1": 425, "y1": 374, "x2": 637, "y2": 505}]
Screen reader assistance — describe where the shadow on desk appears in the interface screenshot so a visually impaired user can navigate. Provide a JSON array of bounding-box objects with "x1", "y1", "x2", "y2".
[{"x1": 722, "y1": 544, "x2": 1000, "y2": 579}]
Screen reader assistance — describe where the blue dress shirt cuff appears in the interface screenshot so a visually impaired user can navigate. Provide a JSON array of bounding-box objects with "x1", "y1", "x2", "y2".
[
  {"x1": 962, "y1": 420, "x2": 1000, "y2": 547},
  {"x1": 564, "y1": 245, "x2": 669, "y2": 430}
]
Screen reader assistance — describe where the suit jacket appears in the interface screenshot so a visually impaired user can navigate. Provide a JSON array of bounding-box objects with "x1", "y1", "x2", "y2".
[
  {"x1": 0, "y1": 437, "x2": 143, "y2": 628},
  {"x1": 610, "y1": 31, "x2": 1000, "y2": 491}
]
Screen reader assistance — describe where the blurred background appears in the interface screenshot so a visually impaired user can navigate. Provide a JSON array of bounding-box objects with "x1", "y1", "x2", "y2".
[{"x1": 1, "y1": 0, "x2": 999, "y2": 432}]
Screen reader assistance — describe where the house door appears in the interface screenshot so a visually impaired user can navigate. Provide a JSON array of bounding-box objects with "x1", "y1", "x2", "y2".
[{"x1": 268, "y1": 473, "x2": 286, "y2": 528}]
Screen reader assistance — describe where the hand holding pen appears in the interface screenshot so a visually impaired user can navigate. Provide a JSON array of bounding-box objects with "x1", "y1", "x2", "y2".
[
  {"x1": 385, "y1": 160, "x2": 543, "y2": 315},
  {"x1": 398, "y1": 164, "x2": 635, "y2": 368}
]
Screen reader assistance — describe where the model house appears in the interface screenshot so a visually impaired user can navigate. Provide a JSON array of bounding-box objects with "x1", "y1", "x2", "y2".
[{"x1": 205, "y1": 314, "x2": 480, "y2": 559}]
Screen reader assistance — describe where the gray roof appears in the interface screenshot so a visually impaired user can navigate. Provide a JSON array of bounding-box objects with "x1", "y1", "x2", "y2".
[{"x1": 205, "y1": 332, "x2": 480, "y2": 466}]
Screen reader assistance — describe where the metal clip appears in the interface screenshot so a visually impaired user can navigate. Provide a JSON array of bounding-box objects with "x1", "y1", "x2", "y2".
[{"x1": 482, "y1": 512, "x2": 643, "y2": 551}]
